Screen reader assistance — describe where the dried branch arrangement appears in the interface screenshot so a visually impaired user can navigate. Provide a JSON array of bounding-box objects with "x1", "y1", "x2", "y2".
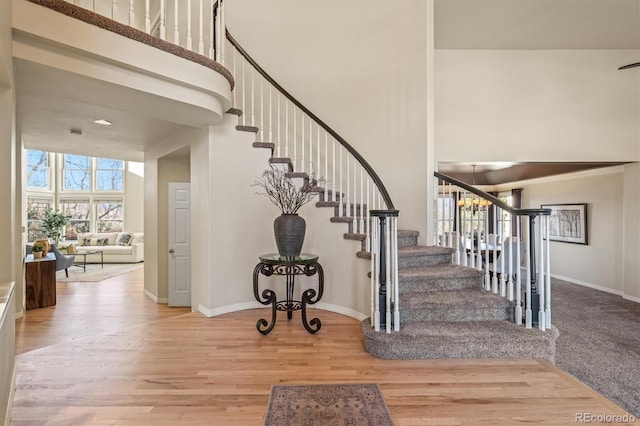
[{"x1": 254, "y1": 167, "x2": 325, "y2": 215}]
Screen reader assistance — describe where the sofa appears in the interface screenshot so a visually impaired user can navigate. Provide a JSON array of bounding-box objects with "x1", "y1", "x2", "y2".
[{"x1": 69, "y1": 232, "x2": 144, "y2": 263}]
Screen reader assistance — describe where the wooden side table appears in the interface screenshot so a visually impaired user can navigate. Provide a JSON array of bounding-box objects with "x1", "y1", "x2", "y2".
[
  {"x1": 253, "y1": 253, "x2": 324, "y2": 335},
  {"x1": 25, "y1": 253, "x2": 56, "y2": 310}
]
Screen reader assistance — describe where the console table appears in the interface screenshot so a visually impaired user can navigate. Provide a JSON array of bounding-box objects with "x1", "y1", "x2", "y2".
[
  {"x1": 252, "y1": 253, "x2": 324, "y2": 335},
  {"x1": 25, "y1": 253, "x2": 56, "y2": 310}
]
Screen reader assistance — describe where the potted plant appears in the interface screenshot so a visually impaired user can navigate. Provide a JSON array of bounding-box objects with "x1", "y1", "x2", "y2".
[
  {"x1": 42, "y1": 208, "x2": 71, "y2": 245},
  {"x1": 31, "y1": 242, "x2": 45, "y2": 258},
  {"x1": 254, "y1": 167, "x2": 325, "y2": 257}
]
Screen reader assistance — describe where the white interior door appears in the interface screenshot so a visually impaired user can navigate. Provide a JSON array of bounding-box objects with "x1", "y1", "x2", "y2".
[{"x1": 168, "y1": 182, "x2": 191, "y2": 307}]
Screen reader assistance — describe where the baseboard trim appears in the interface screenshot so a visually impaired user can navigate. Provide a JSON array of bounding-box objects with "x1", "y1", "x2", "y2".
[
  {"x1": 14, "y1": 309, "x2": 23, "y2": 320},
  {"x1": 551, "y1": 274, "x2": 623, "y2": 296},
  {"x1": 144, "y1": 289, "x2": 158, "y2": 303},
  {"x1": 623, "y1": 294, "x2": 640, "y2": 303},
  {"x1": 3, "y1": 364, "x2": 16, "y2": 426},
  {"x1": 197, "y1": 301, "x2": 367, "y2": 321},
  {"x1": 311, "y1": 302, "x2": 368, "y2": 321},
  {"x1": 198, "y1": 302, "x2": 263, "y2": 317}
]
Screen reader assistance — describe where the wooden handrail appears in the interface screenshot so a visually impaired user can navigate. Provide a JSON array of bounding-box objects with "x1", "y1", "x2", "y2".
[
  {"x1": 435, "y1": 171, "x2": 550, "y2": 217},
  {"x1": 225, "y1": 30, "x2": 396, "y2": 210}
]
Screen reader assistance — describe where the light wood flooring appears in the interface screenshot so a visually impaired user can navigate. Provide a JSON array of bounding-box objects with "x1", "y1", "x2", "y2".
[{"x1": 11, "y1": 268, "x2": 634, "y2": 425}]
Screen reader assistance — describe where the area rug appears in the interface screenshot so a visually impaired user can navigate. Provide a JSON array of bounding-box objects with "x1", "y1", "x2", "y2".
[
  {"x1": 264, "y1": 383, "x2": 394, "y2": 426},
  {"x1": 56, "y1": 263, "x2": 144, "y2": 282}
]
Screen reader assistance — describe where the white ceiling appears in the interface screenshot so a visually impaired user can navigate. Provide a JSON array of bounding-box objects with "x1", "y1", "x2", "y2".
[
  {"x1": 14, "y1": 0, "x2": 640, "y2": 166},
  {"x1": 435, "y1": 0, "x2": 640, "y2": 50}
]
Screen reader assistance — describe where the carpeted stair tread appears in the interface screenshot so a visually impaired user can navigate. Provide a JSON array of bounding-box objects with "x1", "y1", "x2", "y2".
[
  {"x1": 398, "y1": 264, "x2": 483, "y2": 292},
  {"x1": 269, "y1": 157, "x2": 293, "y2": 172},
  {"x1": 317, "y1": 201, "x2": 340, "y2": 208},
  {"x1": 360, "y1": 319, "x2": 559, "y2": 361},
  {"x1": 344, "y1": 233, "x2": 366, "y2": 241},
  {"x1": 236, "y1": 125, "x2": 259, "y2": 133},
  {"x1": 331, "y1": 216, "x2": 359, "y2": 223},
  {"x1": 399, "y1": 289, "x2": 514, "y2": 322},
  {"x1": 252, "y1": 142, "x2": 275, "y2": 151},
  {"x1": 226, "y1": 108, "x2": 242, "y2": 116},
  {"x1": 399, "y1": 245, "x2": 453, "y2": 257}
]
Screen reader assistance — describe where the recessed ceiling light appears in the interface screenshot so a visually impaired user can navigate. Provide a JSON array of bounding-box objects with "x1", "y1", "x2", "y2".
[{"x1": 93, "y1": 119, "x2": 112, "y2": 126}]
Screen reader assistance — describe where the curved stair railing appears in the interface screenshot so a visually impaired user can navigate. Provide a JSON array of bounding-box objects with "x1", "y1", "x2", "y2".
[
  {"x1": 223, "y1": 24, "x2": 400, "y2": 333},
  {"x1": 47, "y1": 0, "x2": 401, "y2": 332},
  {"x1": 435, "y1": 172, "x2": 553, "y2": 331}
]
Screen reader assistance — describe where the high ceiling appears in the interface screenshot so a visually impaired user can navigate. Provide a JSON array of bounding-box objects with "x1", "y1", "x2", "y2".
[
  {"x1": 14, "y1": 0, "x2": 640, "y2": 178},
  {"x1": 435, "y1": 0, "x2": 639, "y2": 50}
]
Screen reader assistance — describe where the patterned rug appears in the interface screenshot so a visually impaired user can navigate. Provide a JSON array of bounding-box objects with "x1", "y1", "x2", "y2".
[
  {"x1": 56, "y1": 263, "x2": 144, "y2": 282},
  {"x1": 264, "y1": 383, "x2": 394, "y2": 426}
]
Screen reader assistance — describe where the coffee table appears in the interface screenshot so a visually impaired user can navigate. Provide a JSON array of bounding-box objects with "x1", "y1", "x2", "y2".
[{"x1": 73, "y1": 250, "x2": 104, "y2": 272}]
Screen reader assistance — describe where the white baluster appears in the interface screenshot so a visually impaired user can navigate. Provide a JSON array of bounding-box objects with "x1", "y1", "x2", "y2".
[
  {"x1": 393, "y1": 217, "x2": 400, "y2": 331},
  {"x1": 129, "y1": 0, "x2": 134, "y2": 26},
  {"x1": 260, "y1": 78, "x2": 264, "y2": 142},
  {"x1": 241, "y1": 58, "x2": 245, "y2": 126},
  {"x1": 251, "y1": 69, "x2": 255, "y2": 127},
  {"x1": 359, "y1": 168, "x2": 364, "y2": 234},
  {"x1": 515, "y1": 218, "x2": 523, "y2": 325},
  {"x1": 538, "y1": 215, "x2": 546, "y2": 331},
  {"x1": 208, "y1": 0, "x2": 214, "y2": 59},
  {"x1": 324, "y1": 132, "x2": 328, "y2": 201},
  {"x1": 339, "y1": 147, "x2": 343, "y2": 217},
  {"x1": 366, "y1": 178, "x2": 370, "y2": 251},
  {"x1": 293, "y1": 107, "x2": 297, "y2": 169},
  {"x1": 186, "y1": 0, "x2": 192, "y2": 50},
  {"x1": 385, "y1": 219, "x2": 392, "y2": 333},
  {"x1": 353, "y1": 160, "x2": 357, "y2": 228},
  {"x1": 346, "y1": 155, "x2": 350, "y2": 220},
  {"x1": 174, "y1": 0, "x2": 179, "y2": 46},
  {"x1": 370, "y1": 214, "x2": 376, "y2": 326},
  {"x1": 486, "y1": 210, "x2": 493, "y2": 292},
  {"x1": 316, "y1": 125, "x2": 320, "y2": 195},
  {"x1": 373, "y1": 216, "x2": 380, "y2": 331},
  {"x1": 112, "y1": 0, "x2": 117, "y2": 20},
  {"x1": 301, "y1": 115, "x2": 305, "y2": 174},
  {"x1": 160, "y1": 0, "x2": 166, "y2": 39},
  {"x1": 197, "y1": 0, "x2": 203, "y2": 54},
  {"x1": 332, "y1": 138, "x2": 336, "y2": 203},
  {"x1": 145, "y1": 0, "x2": 150, "y2": 33},
  {"x1": 277, "y1": 95, "x2": 281, "y2": 156},
  {"x1": 93, "y1": 0, "x2": 97, "y2": 13},
  {"x1": 308, "y1": 119, "x2": 312, "y2": 172},
  {"x1": 284, "y1": 99, "x2": 288, "y2": 157},
  {"x1": 545, "y1": 215, "x2": 552, "y2": 327},
  {"x1": 220, "y1": 0, "x2": 225, "y2": 64},
  {"x1": 525, "y1": 217, "x2": 532, "y2": 329}
]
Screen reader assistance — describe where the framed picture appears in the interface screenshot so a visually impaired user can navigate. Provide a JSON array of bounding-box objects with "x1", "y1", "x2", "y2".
[{"x1": 541, "y1": 203, "x2": 588, "y2": 245}]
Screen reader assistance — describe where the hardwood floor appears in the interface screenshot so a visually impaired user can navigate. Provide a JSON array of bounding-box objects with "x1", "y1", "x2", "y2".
[{"x1": 12, "y1": 269, "x2": 634, "y2": 425}]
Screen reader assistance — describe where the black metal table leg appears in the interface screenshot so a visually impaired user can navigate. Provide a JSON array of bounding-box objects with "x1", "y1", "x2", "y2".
[{"x1": 253, "y1": 263, "x2": 277, "y2": 335}]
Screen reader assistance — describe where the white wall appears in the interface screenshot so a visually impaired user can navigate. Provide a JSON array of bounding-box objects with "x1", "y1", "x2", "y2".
[
  {"x1": 201, "y1": 113, "x2": 372, "y2": 318},
  {"x1": 519, "y1": 167, "x2": 624, "y2": 294},
  {"x1": 436, "y1": 49, "x2": 640, "y2": 162},
  {"x1": 623, "y1": 163, "x2": 640, "y2": 301},
  {"x1": 124, "y1": 164, "x2": 144, "y2": 233},
  {"x1": 225, "y1": 0, "x2": 430, "y2": 242}
]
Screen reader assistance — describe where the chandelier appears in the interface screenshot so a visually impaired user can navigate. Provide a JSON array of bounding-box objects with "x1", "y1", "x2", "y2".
[{"x1": 458, "y1": 164, "x2": 492, "y2": 211}]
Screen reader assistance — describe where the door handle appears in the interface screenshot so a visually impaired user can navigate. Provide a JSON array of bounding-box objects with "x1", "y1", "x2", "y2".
[{"x1": 169, "y1": 249, "x2": 175, "y2": 254}]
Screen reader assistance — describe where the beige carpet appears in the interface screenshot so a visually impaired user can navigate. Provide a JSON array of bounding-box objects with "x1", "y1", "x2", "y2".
[
  {"x1": 264, "y1": 383, "x2": 393, "y2": 426},
  {"x1": 56, "y1": 263, "x2": 143, "y2": 282}
]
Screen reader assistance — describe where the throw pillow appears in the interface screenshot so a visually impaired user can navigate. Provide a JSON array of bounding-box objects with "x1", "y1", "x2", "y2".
[{"x1": 118, "y1": 233, "x2": 132, "y2": 246}]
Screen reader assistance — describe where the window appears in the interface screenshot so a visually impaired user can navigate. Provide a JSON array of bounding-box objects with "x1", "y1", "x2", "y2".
[
  {"x1": 96, "y1": 158, "x2": 124, "y2": 191},
  {"x1": 26, "y1": 197, "x2": 53, "y2": 242},
  {"x1": 60, "y1": 199, "x2": 91, "y2": 240},
  {"x1": 95, "y1": 199, "x2": 124, "y2": 232},
  {"x1": 63, "y1": 154, "x2": 91, "y2": 190},
  {"x1": 26, "y1": 150, "x2": 50, "y2": 189}
]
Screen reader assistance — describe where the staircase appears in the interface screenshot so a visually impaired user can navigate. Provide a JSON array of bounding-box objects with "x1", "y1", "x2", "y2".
[{"x1": 359, "y1": 231, "x2": 559, "y2": 362}]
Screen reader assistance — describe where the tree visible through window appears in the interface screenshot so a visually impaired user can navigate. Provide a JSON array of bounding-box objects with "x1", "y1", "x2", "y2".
[
  {"x1": 27, "y1": 150, "x2": 49, "y2": 188},
  {"x1": 26, "y1": 197, "x2": 53, "y2": 241},
  {"x1": 63, "y1": 154, "x2": 90, "y2": 190},
  {"x1": 60, "y1": 199, "x2": 90, "y2": 240},
  {"x1": 96, "y1": 158, "x2": 124, "y2": 191},
  {"x1": 96, "y1": 200, "x2": 123, "y2": 232}
]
